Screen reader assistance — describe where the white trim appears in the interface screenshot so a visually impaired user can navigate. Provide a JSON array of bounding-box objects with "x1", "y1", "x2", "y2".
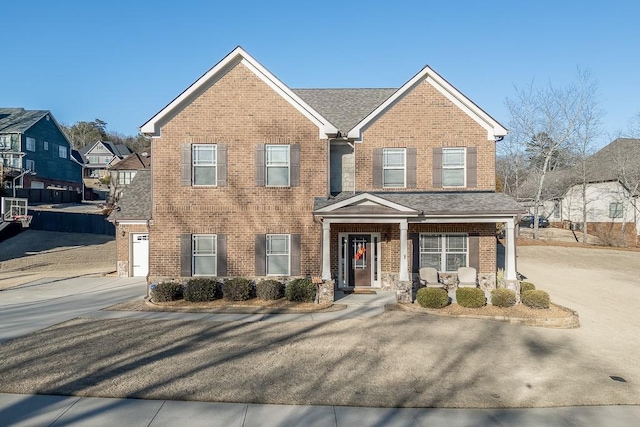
[
  {"x1": 115, "y1": 220, "x2": 147, "y2": 225},
  {"x1": 315, "y1": 193, "x2": 417, "y2": 213},
  {"x1": 347, "y1": 66, "x2": 508, "y2": 141},
  {"x1": 140, "y1": 47, "x2": 338, "y2": 139}
]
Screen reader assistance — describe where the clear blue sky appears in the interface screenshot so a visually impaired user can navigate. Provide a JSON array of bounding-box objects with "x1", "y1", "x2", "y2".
[{"x1": 3, "y1": 1, "x2": 638, "y2": 146}]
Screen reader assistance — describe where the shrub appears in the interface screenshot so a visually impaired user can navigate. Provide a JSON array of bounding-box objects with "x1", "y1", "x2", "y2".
[
  {"x1": 285, "y1": 278, "x2": 316, "y2": 302},
  {"x1": 184, "y1": 278, "x2": 220, "y2": 302},
  {"x1": 416, "y1": 287, "x2": 449, "y2": 309},
  {"x1": 520, "y1": 281, "x2": 536, "y2": 294},
  {"x1": 521, "y1": 290, "x2": 551, "y2": 309},
  {"x1": 491, "y1": 288, "x2": 516, "y2": 307},
  {"x1": 456, "y1": 287, "x2": 485, "y2": 308},
  {"x1": 256, "y1": 279, "x2": 285, "y2": 300},
  {"x1": 151, "y1": 282, "x2": 183, "y2": 302},
  {"x1": 223, "y1": 278, "x2": 253, "y2": 301}
]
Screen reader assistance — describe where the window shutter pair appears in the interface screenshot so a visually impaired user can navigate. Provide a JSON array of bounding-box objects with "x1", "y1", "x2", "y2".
[
  {"x1": 180, "y1": 234, "x2": 227, "y2": 277},
  {"x1": 254, "y1": 234, "x2": 301, "y2": 276},
  {"x1": 432, "y1": 147, "x2": 477, "y2": 188},
  {"x1": 372, "y1": 147, "x2": 417, "y2": 188},
  {"x1": 180, "y1": 143, "x2": 227, "y2": 186},
  {"x1": 255, "y1": 144, "x2": 300, "y2": 187}
]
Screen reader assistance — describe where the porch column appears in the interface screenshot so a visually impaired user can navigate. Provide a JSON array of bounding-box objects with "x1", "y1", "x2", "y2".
[
  {"x1": 399, "y1": 219, "x2": 409, "y2": 281},
  {"x1": 504, "y1": 218, "x2": 517, "y2": 280},
  {"x1": 321, "y1": 220, "x2": 331, "y2": 280}
]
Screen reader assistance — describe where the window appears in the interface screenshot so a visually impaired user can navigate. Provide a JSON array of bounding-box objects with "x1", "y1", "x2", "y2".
[
  {"x1": 266, "y1": 234, "x2": 290, "y2": 275},
  {"x1": 44, "y1": 141, "x2": 49, "y2": 150},
  {"x1": 192, "y1": 144, "x2": 217, "y2": 186},
  {"x1": 265, "y1": 145, "x2": 290, "y2": 186},
  {"x1": 442, "y1": 148, "x2": 465, "y2": 187},
  {"x1": 419, "y1": 234, "x2": 468, "y2": 272},
  {"x1": 59, "y1": 145, "x2": 67, "y2": 158},
  {"x1": 26, "y1": 137, "x2": 36, "y2": 151},
  {"x1": 118, "y1": 171, "x2": 136, "y2": 186},
  {"x1": 0, "y1": 135, "x2": 11, "y2": 149},
  {"x1": 26, "y1": 159, "x2": 35, "y2": 171},
  {"x1": 609, "y1": 202, "x2": 623, "y2": 219},
  {"x1": 382, "y1": 148, "x2": 405, "y2": 188},
  {"x1": 192, "y1": 234, "x2": 217, "y2": 276}
]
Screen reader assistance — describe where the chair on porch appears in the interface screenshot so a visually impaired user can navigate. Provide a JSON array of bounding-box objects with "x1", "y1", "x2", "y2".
[
  {"x1": 419, "y1": 267, "x2": 440, "y2": 288},
  {"x1": 457, "y1": 267, "x2": 477, "y2": 287}
]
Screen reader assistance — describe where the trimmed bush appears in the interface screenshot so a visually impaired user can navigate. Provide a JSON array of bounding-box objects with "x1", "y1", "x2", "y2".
[
  {"x1": 520, "y1": 281, "x2": 536, "y2": 294},
  {"x1": 521, "y1": 290, "x2": 551, "y2": 309},
  {"x1": 285, "y1": 278, "x2": 316, "y2": 302},
  {"x1": 223, "y1": 278, "x2": 253, "y2": 301},
  {"x1": 184, "y1": 278, "x2": 220, "y2": 302},
  {"x1": 256, "y1": 279, "x2": 285, "y2": 300},
  {"x1": 151, "y1": 282, "x2": 183, "y2": 302},
  {"x1": 491, "y1": 288, "x2": 516, "y2": 307},
  {"x1": 416, "y1": 287, "x2": 449, "y2": 309},
  {"x1": 456, "y1": 287, "x2": 485, "y2": 308}
]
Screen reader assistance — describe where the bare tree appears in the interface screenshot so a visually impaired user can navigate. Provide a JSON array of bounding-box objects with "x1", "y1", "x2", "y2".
[{"x1": 506, "y1": 69, "x2": 601, "y2": 239}]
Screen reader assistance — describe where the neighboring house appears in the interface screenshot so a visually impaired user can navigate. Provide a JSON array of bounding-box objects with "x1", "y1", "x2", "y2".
[
  {"x1": 78, "y1": 140, "x2": 132, "y2": 200},
  {"x1": 0, "y1": 108, "x2": 82, "y2": 203},
  {"x1": 558, "y1": 138, "x2": 640, "y2": 246},
  {"x1": 111, "y1": 47, "x2": 524, "y2": 301},
  {"x1": 516, "y1": 169, "x2": 576, "y2": 220},
  {"x1": 108, "y1": 152, "x2": 151, "y2": 203}
]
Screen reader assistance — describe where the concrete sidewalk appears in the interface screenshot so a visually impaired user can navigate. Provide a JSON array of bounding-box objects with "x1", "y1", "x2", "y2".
[{"x1": 1, "y1": 393, "x2": 639, "y2": 426}]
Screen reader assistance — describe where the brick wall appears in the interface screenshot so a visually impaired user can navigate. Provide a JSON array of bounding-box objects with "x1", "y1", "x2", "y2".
[
  {"x1": 356, "y1": 80, "x2": 495, "y2": 191},
  {"x1": 149, "y1": 63, "x2": 326, "y2": 281}
]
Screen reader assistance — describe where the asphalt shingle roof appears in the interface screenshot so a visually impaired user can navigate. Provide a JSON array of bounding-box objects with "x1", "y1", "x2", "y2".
[
  {"x1": 108, "y1": 170, "x2": 152, "y2": 221},
  {"x1": 110, "y1": 152, "x2": 151, "y2": 170},
  {"x1": 314, "y1": 191, "x2": 525, "y2": 216},
  {"x1": 293, "y1": 88, "x2": 397, "y2": 133},
  {"x1": 584, "y1": 138, "x2": 640, "y2": 183},
  {"x1": 0, "y1": 108, "x2": 49, "y2": 133}
]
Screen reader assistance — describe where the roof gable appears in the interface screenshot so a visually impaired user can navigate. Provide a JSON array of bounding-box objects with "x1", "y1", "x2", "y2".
[
  {"x1": 141, "y1": 47, "x2": 338, "y2": 139},
  {"x1": 314, "y1": 193, "x2": 419, "y2": 215},
  {"x1": 347, "y1": 66, "x2": 507, "y2": 141}
]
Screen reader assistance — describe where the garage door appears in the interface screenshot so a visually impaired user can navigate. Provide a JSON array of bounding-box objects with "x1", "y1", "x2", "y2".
[{"x1": 132, "y1": 233, "x2": 149, "y2": 277}]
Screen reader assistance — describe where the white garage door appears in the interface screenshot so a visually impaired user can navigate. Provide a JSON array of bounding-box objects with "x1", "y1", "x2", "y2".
[{"x1": 132, "y1": 233, "x2": 149, "y2": 277}]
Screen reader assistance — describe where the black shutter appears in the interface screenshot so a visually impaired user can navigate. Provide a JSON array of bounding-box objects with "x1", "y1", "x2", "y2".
[
  {"x1": 373, "y1": 148, "x2": 383, "y2": 188},
  {"x1": 217, "y1": 144, "x2": 227, "y2": 187},
  {"x1": 433, "y1": 147, "x2": 442, "y2": 188},
  {"x1": 217, "y1": 234, "x2": 227, "y2": 277},
  {"x1": 290, "y1": 234, "x2": 301, "y2": 276},
  {"x1": 411, "y1": 233, "x2": 420, "y2": 273},
  {"x1": 181, "y1": 144, "x2": 191, "y2": 186},
  {"x1": 466, "y1": 147, "x2": 477, "y2": 188},
  {"x1": 290, "y1": 144, "x2": 300, "y2": 187},
  {"x1": 255, "y1": 234, "x2": 266, "y2": 276},
  {"x1": 469, "y1": 233, "x2": 480, "y2": 271},
  {"x1": 255, "y1": 145, "x2": 265, "y2": 187},
  {"x1": 180, "y1": 234, "x2": 192, "y2": 277},
  {"x1": 406, "y1": 147, "x2": 417, "y2": 188}
]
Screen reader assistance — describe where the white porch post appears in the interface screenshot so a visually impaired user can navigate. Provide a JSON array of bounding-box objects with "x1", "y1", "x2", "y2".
[
  {"x1": 505, "y1": 218, "x2": 517, "y2": 281},
  {"x1": 321, "y1": 220, "x2": 331, "y2": 280},
  {"x1": 399, "y1": 220, "x2": 409, "y2": 281}
]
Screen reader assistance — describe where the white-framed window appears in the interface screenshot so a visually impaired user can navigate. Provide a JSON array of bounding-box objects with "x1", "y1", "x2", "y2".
[
  {"x1": 44, "y1": 141, "x2": 49, "y2": 150},
  {"x1": 382, "y1": 148, "x2": 406, "y2": 188},
  {"x1": 26, "y1": 159, "x2": 35, "y2": 171},
  {"x1": 419, "y1": 233, "x2": 468, "y2": 272},
  {"x1": 442, "y1": 147, "x2": 466, "y2": 187},
  {"x1": 0, "y1": 135, "x2": 11, "y2": 149},
  {"x1": 118, "y1": 171, "x2": 136, "y2": 186},
  {"x1": 192, "y1": 144, "x2": 217, "y2": 186},
  {"x1": 265, "y1": 145, "x2": 290, "y2": 186},
  {"x1": 59, "y1": 145, "x2": 67, "y2": 158},
  {"x1": 609, "y1": 202, "x2": 623, "y2": 219},
  {"x1": 26, "y1": 137, "x2": 36, "y2": 151},
  {"x1": 266, "y1": 234, "x2": 290, "y2": 275},
  {"x1": 192, "y1": 234, "x2": 217, "y2": 276}
]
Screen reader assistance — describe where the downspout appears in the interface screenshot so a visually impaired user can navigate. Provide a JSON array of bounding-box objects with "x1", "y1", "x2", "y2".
[{"x1": 326, "y1": 138, "x2": 331, "y2": 198}]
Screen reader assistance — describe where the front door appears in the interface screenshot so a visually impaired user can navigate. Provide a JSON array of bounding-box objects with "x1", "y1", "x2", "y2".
[
  {"x1": 132, "y1": 233, "x2": 149, "y2": 277},
  {"x1": 348, "y1": 234, "x2": 372, "y2": 286}
]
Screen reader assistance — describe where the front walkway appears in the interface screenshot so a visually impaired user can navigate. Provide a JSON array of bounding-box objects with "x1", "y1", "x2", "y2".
[{"x1": 2, "y1": 393, "x2": 639, "y2": 427}]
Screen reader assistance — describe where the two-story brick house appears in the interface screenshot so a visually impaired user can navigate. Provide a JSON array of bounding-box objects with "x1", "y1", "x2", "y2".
[{"x1": 113, "y1": 47, "x2": 523, "y2": 300}]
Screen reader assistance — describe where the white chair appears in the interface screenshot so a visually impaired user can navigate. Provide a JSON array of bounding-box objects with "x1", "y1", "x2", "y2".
[
  {"x1": 419, "y1": 267, "x2": 440, "y2": 287},
  {"x1": 457, "y1": 267, "x2": 477, "y2": 287}
]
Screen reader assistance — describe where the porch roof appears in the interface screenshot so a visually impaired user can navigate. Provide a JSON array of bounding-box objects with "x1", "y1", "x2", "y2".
[{"x1": 313, "y1": 191, "x2": 526, "y2": 217}]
